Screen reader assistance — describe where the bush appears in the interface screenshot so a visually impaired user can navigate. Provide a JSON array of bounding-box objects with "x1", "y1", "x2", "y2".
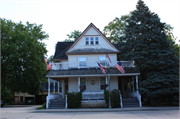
[
  {"x1": 67, "y1": 92, "x2": 82, "y2": 108},
  {"x1": 104, "y1": 89, "x2": 121, "y2": 108}
]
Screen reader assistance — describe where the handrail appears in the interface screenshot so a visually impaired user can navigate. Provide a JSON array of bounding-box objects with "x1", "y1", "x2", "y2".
[
  {"x1": 65, "y1": 95, "x2": 67, "y2": 109},
  {"x1": 46, "y1": 96, "x2": 49, "y2": 109},
  {"x1": 137, "y1": 91, "x2": 142, "y2": 107},
  {"x1": 119, "y1": 90, "x2": 123, "y2": 108}
]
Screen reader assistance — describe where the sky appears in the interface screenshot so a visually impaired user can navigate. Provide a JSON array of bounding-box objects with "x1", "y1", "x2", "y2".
[{"x1": 1, "y1": 0, "x2": 180, "y2": 58}]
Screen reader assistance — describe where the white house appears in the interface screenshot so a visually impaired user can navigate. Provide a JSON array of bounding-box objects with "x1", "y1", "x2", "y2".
[{"x1": 46, "y1": 23, "x2": 141, "y2": 109}]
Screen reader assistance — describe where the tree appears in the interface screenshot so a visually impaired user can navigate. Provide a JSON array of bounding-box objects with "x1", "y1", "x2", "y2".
[
  {"x1": 48, "y1": 55, "x2": 54, "y2": 62},
  {"x1": 64, "y1": 30, "x2": 82, "y2": 42},
  {"x1": 1, "y1": 18, "x2": 49, "y2": 96},
  {"x1": 103, "y1": 14, "x2": 130, "y2": 43},
  {"x1": 120, "y1": 0, "x2": 179, "y2": 105},
  {"x1": 164, "y1": 24, "x2": 179, "y2": 56}
]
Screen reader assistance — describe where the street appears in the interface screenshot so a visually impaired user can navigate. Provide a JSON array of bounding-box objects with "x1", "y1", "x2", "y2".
[{"x1": 0, "y1": 107, "x2": 179, "y2": 119}]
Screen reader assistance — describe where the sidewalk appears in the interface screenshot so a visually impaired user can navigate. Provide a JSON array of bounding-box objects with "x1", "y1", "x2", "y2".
[{"x1": 34, "y1": 106, "x2": 179, "y2": 112}]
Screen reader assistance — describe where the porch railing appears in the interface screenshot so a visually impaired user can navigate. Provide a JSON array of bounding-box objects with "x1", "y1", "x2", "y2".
[
  {"x1": 52, "y1": 61, "x2": 134, "y2": 70},
  {"x1": 82, "y1": 91, "x2": 104, "y2": 100}
]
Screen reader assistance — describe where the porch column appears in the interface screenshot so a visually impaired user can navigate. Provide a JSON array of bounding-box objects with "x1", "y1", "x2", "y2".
[
  {"x1": 129, "y1": 78, "x2": 131, "y2": 93},
  {"x1": 53, "y1": 80, "x2": 55, "y2": 94},
  {"x1": 136, "y1": 75, "x2": 138, "y2": 91},
  {"x1": 132, "y1": 77, "x2": 134, "y2": 92},
  {"x1": 48, "y1": 78, "x2": 50, "y2": 95},
  {"x1": 78, "y1": 77, "x2": 80, "y2": 92},
  {"x1": 58, "y1": 81, "x2": 59, "y2": 93},
  {"x1": 106, "y1": 76, "x2": 108, "y2": 90},
  {"x1": 62, "y1": 80, "x2": 65, "y2": 99}
]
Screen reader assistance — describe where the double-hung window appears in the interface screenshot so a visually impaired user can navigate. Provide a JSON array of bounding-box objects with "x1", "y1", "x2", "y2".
[
  {"x1": 90, "y1": 37, "x2": 94, "y2": 45},
  {"x1": 95, "y1": 37, "x2": 99, "y2": 45},
  {"x1": 100, "y1": 77, "x2": 106, "y2": 90},
  {"x1": 99, "y1": 56, "x2": 107, "y2": 66},
  {"x1": 80, "y1": 78, "x2": 86, "y2": 92},
  {"x1": 86, "y1": 37, "x2": 89, "y2": 45},
  {"x1": 79, "y1": 57, "x2": 86, "y2": 67}
]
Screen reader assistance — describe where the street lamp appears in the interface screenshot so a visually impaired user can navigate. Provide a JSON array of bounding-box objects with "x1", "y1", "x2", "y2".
[{"x1": 106, "y1": 65, "x2": 111, "y2": 108}]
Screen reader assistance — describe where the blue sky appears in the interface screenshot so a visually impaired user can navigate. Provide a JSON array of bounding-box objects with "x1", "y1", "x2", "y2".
[{"x1": 1, "y1": 0, "x2": 180, "y2": 57}]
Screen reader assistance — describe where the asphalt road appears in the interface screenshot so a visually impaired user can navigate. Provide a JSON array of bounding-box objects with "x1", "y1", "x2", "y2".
[{"x1": 0, "y1": 106, "x2": 179, "y2": 119}]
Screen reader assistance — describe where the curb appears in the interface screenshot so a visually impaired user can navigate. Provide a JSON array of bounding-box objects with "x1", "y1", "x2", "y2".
[{"x1": 33, "y1": 107, "x2": 179, "y2": 113}]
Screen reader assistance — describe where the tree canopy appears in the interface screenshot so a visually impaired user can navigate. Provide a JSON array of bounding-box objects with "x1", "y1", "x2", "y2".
[
  {"x1": 64, "y1": 30, "x2": 82, "y2": 42},
  {"x1": 103, "y1": 14, "x2": 130, "y2": 43},
  {"x1": 1, "y1": 18, "x2": 49, "y2": 98},
  {"x1": 120, "y1": 0, "x2": 179, "y2": 105}
]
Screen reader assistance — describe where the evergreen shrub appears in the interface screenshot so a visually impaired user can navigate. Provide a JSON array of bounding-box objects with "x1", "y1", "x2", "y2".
[{"x1": 67, "y1": 92, "x2": 82, "y2": 108}]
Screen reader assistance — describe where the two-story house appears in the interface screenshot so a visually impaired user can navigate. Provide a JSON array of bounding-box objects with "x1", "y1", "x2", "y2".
[{"x1": 46, "y1": 23, "x2": 141, "y2": 109}]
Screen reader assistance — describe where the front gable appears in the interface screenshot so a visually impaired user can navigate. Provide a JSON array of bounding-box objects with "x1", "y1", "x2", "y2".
[{"x1": 66, "y1": 23, "x2": 119, "y2": 54}]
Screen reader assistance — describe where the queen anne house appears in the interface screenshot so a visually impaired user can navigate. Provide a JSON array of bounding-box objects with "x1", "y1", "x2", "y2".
[{"x1": 46, "y1": 23, "x2": 141, "y2": 109}]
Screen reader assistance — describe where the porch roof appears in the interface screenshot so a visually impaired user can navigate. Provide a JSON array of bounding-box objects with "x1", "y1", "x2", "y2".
[{"x1": 46, "y1": 67, "x2": 140, "y2": 78}]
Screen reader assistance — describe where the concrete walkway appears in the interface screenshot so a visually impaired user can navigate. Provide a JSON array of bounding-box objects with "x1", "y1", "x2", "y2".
[{"x1": 34, "y1": 107, "x2": 179, "y2": 112}]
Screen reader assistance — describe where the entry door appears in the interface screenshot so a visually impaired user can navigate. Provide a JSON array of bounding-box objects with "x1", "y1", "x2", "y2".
[{"x1": 122, "y1": 79, "x2": 128, "y2": 98}]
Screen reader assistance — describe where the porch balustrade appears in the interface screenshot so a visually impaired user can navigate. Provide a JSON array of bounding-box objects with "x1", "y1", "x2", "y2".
[
  {"x1": 82, "y1": 91, "x2": 104, "y2": 100},
  {"x1": 52, "y1": 61, "x2": 134, "y2": 70}
]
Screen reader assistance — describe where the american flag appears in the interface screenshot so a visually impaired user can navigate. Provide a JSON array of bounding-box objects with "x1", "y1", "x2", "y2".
[
  {"x1": 106, "y1": 53, "x2": 111, "y2": 63},
  {"x1": 44, "y1": 57, "x2": 48, "y2": 65},
  {"x1": 97, "y1": 62, "x2": 106, "y2": 74},
  {"x1": 115, "y1": 61, "x2": 125, "y2": 74},
  {"x1": 46, "y1": 61, "x2": 52, "y2": 70}
]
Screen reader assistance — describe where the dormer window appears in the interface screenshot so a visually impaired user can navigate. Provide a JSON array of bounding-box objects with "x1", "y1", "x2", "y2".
[
  {"x1": 86, "y1": 37, "x2": 89, "y2": 45},
  {"x1": 90, "y1": 37, "x2": 94, "y2": 45}
]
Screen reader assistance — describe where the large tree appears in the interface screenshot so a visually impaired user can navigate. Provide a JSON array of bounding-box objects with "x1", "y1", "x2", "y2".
[
  {"x1": 121, "y1": 0, "x2": 179, "y2": 105},
  {"x1": 103, "y1": 14, "x2": 130, "y2": 43},
  {"x1": 64, "y1": 30, "x2": 82, "y2": 42},
  {"x1": 1, "y1": 18, "x2": 48, "y2": 98}
]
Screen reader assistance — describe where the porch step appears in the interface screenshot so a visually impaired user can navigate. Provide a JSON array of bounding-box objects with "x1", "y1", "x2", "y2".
[
  {"x1": 122, "y1": 98, "x2": 139, "y2": 107},
  {"x1": 49, "y1": 99, "x2": 65, "y2": 109}
]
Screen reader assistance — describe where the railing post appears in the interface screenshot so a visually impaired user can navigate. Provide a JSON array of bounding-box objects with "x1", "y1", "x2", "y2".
[
  {"x1": 119, "y1": 90, "x2": 123, "y2": 108},
  {"x1": 65, "y1": 95, "x2": 67, "y2": 109},
  {"x1": 46, "y1": 96, "x2": 48, "y2": 109}
]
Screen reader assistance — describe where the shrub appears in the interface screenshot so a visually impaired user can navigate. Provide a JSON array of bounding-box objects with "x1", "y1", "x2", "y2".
[
  {"x1": 67, "y1": 92, "x2": 82, "y2": 108},
  {"x1": 104, "y1": 89, "x2": 121, "y2": 108}
]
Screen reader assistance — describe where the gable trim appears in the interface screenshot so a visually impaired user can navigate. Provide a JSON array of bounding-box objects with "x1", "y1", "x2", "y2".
[{"x1": 66, "y1": 23, "x2": 119, "y2": 54}]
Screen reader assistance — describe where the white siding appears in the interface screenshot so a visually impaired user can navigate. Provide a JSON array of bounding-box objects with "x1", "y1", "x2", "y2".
[
  {"x1": 68, "y1": 77, "x2": 78, "y2": 92},
  {"x1": 87, "y1": 77, "x2": 99, "y2": 92},
  {"x1": 68, "y1": 55, "x2": 78, "y2": 68},
  {"x1": 68, "y1": 54, "x2": 117, "y2": 68},
  {"x1": 110, "y1": 76, "x2": 118, "y2": 91}
]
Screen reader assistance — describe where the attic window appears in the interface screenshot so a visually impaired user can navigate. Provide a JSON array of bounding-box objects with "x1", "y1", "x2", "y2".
[
  {"x1": 85, "y1": 37, "x2": 99, "y2": 45},
  {"x1": 86, "y1": 37, "x2": 89, "y2": 45},
  {"x1": 90, "y1": 37, "x2": 94, "y2": 45},
  {"x1": 95, "y1": 37, "x2": 99, "y2": 45}
]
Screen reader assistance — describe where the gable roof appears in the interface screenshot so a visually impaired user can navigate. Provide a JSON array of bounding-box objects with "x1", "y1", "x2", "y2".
[
  {"x1": 54, "y1": 42, "x2": 74, "y2": 60},
  {"x1": 66, "y1": 23, "x2": 119, "y2": 54}
]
